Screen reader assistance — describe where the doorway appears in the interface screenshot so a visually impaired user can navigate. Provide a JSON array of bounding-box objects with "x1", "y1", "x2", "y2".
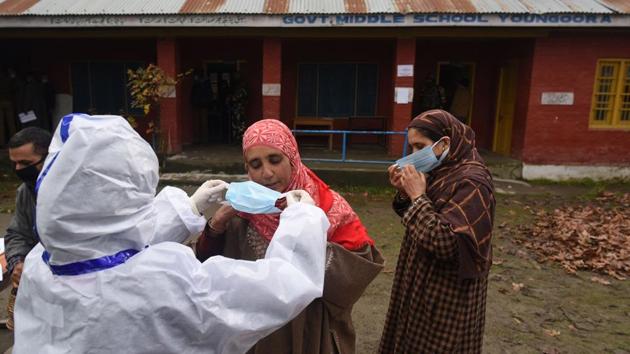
[
  {"x1": 493, "y1": 60, "x2": 518, "y2": 155},
  {"x1": 204, "y1": 61, "x2": 236, "y2": 143},
  {"x1": 437, "y1": 62, "x2": 476, "y2": 125}
]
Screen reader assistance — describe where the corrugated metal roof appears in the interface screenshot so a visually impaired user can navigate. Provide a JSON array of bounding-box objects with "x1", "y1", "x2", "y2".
[
  {"x1": 363, "y1": 0, "x2": 397, "y2": 13},
  {"x1": 180, "y1": 0, "x2": 226, "y2": 13},
  {"x1": 517, "y1": 0, "x2": 610, "y2": 13},
  {"x1": 23, "y1": 0, "x2": 187, "y2": 15},
  {"x1": 0, "y1": 0, "x2": 39, "y2": 15},
  {"x1": 0, "y1": 0, "x2": 628, "y2": 15},
  {"x1": 265, "y1": 0, "x2": 289, "y2": 13},
  {"x1": 344, "y1": 0, "x2": 368, "y2": 13},
  {"x1": 598, "y1": 0, "x2": 630, "y2": 13},
  {"x1": 289, "y1": 0, "x2": 345, "y2": 14},
  {"x1": 180, "y1": 0, "x2": 267, "y2": 14},
  {"x1": 221, "y1": 0, "x2": 264, "y2": 13}
]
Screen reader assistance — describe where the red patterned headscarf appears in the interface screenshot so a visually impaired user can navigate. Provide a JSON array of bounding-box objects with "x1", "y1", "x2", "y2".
[{"x1": 240, "y1": 119, "x2": 373, "y2": 250}]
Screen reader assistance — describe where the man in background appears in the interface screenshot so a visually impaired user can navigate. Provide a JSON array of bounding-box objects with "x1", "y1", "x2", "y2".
[{"x1": 3, "y1": 127, "x2": 51, "y2": 330}]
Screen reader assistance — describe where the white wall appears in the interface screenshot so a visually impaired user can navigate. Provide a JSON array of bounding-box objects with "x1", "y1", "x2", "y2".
[{"x1": 522, "y1": 164, "x2": 630, "y2": 181}]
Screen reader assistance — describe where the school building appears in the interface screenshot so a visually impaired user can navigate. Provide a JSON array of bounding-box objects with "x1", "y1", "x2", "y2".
[{"x1": 1, "y1": 0, "x2": 629, "y2": 180}]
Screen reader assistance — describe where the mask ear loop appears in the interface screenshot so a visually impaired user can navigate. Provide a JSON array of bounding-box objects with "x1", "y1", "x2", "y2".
[
  {"x1": 422, "y1": 138, "x2": 449, "y2": 173},
  {"x1": 437, "y1": 147, "x2": 450, "y2": 164},
  {"x1": 436, "y1": 137, "x2": 450, "y2": 165},
  {"x1": 431, "y1": 138, "x2": 450, "y2": 158},
  {"x1": 441, "y1": 139, "x2": 450, "y2": 156}
]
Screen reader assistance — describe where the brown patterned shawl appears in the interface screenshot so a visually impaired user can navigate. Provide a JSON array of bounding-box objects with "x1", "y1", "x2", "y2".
[{"x1": 408, "y1": 109, "x2": 495, "y2": 279}]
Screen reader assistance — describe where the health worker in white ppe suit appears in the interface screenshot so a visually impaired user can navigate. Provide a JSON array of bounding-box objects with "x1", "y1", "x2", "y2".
[{"x1": 13, "y1": 114, "x2": 329, "y2": 354}]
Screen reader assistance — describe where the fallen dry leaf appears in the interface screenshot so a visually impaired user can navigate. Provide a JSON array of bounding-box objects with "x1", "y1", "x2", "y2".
[
  {"x1": 517, "y1": 193, "x2": 630, "y2": 280},
  {"x1": 590, "y1": 276, "x2": 611, "y2": 285},
  {"x1": 516, "y1": 250, "x2": 529, "y2": 259},
  {"x1": 544, "y1": 328, "x2": 561, "y2": 337}
]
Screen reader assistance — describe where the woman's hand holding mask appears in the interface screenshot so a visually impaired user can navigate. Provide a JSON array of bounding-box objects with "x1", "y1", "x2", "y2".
[
  {"x1": 399, "y1": 165, "x2": 427, "y2": 201},
  {"x1": 208, "y1": 204, "x2": 238, "y2": 234},
  {"x1": 388, "y1": 165, "x2": 405, "y2": 194}
]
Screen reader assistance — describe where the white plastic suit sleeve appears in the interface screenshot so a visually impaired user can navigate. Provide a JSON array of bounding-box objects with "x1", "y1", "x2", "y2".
[
  {"x1": 13, "y1": 203, "x2": 329, "y2": 354},
  {"x1": 151, "y1": 186, "x2": 207, "y2": 245},
  {"x1": 195, "y1": 203, "x2": 329, "y2": 353}
]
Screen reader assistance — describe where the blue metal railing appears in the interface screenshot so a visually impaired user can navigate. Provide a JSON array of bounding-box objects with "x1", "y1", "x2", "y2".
[{"x1": 292, "y1": 129, "x2": 408, "y2": 164}]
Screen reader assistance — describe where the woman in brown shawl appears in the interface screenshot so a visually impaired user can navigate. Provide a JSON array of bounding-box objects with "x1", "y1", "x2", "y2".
[{"x1": 379, "y1": 109, "x2": 495, "y2": 353}]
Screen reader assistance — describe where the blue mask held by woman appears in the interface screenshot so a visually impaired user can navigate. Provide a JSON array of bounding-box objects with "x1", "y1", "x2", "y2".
[
  {"x1": 225, "y1": 181, "x2": 282, "y2": 214},
  {"x1": 395, "y1": 139, "x2": 449, "y2": 173}
]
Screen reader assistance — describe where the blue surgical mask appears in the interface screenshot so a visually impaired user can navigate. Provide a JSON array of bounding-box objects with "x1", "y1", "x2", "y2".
[
  {"x1": 395, "y1": 139, "x2": 449, "y2": 173},
  {"x1": 226, "y1": 181, "x2": 282, "y2": 214}
]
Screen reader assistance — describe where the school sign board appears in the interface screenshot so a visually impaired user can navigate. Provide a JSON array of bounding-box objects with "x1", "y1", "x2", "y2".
[{"x1": 0, "y1": 13, "x2": 629, "y2": 28}]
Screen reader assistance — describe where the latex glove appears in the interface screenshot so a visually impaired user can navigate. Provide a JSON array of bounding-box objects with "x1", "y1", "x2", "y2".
[
  {"x1": 190, "y1": 180, "x2": 229, "y2": 218},
  {"x1": 284, "y1": 190, "x2": 315, "y2": 207}
]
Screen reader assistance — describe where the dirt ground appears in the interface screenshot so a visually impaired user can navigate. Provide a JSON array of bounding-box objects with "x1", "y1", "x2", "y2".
[
  {"x1": 346, "y1": 182, "x2": 630, "y2": 354},
  {"x1": 1, "y1": 168, "x2": 629, "y2": 352}
]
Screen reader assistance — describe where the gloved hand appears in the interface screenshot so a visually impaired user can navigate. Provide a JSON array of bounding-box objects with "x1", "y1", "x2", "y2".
[
  {"x1": 190, "y1": 180, "x2": 229, "y2": 218},
  {"x1": 284, "y1": 190, "x2": 315, "y2": 207}
]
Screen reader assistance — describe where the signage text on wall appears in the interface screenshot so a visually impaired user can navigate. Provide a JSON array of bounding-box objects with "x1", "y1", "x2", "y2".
[
  {"x1": 541, "y1": 92, "x2": 575, "y2": 105},
  {"x1": 0, "y1": 14, "x2": 627, "y2": 28}
]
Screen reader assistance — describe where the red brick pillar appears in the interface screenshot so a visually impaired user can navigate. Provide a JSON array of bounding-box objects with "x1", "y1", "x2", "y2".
[
  {"x1": 262, "y1": 38, "x2": 282, "y2": 120},
  {"x1": 157, "y1": 38, "x2": 182, "y2": 154},
  {"x1": 388, "y1": 38, "x2": 416, "y2": 156}
]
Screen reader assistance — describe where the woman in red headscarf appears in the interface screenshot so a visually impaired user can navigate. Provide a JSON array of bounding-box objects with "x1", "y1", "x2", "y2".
[{"x1": 196, "y1": 119, "x2": 384, "y2": 354}]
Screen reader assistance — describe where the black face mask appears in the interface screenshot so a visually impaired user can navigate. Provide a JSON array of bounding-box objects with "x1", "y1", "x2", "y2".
[{"x1": 15, "y1": 157, "x2": 45, "y2": 190}]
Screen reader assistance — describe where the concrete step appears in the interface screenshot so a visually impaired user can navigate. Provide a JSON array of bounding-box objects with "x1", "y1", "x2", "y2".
[{"x1": 162, "y1": 151, "x2": 523, "y2": 187}]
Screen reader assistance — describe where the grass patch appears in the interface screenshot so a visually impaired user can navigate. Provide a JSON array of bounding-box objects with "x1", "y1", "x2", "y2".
[{"x1": 331, "y1": 184, "x2": 397, "y2": 199}]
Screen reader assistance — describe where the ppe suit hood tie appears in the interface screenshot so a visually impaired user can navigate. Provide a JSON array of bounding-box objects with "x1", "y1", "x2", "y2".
[{"x1": 41, "y1": 248, "x2": 141, "y2": 276}]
